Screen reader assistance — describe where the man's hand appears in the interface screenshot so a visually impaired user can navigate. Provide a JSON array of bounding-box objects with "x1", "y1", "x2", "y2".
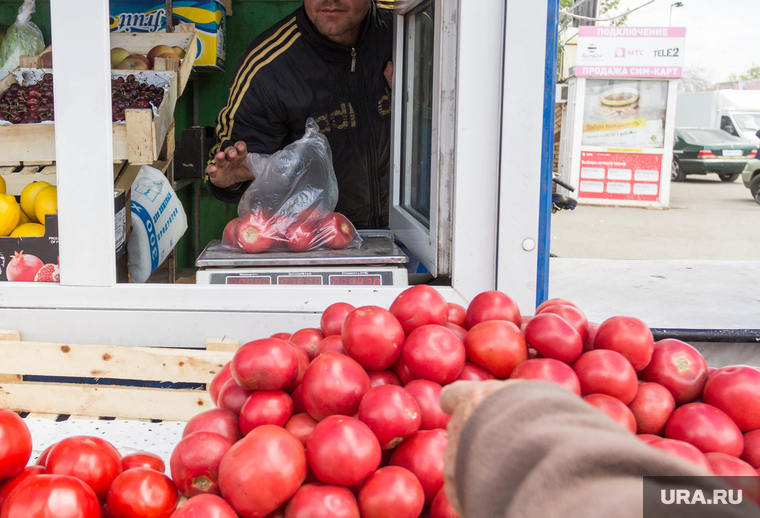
[
  {"x1": 205, "y1": 141, "x2": 255, "y2": 188},
  {"x1": 440, "y1": 380, "x2": 516, "y2": 516},
  {"x1": 384, "y1": 61, "x2": 394, "y2": 89}
]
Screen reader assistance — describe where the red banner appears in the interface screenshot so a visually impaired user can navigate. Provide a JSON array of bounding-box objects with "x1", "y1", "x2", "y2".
[{"x1": 578, "y1": 152, "x2": 662, "y2": 202}]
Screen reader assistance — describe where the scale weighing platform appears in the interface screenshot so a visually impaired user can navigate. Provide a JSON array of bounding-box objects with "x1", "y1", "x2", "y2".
[{"x1": 195, "y1": 230, "x2": 409, "y2": 286}]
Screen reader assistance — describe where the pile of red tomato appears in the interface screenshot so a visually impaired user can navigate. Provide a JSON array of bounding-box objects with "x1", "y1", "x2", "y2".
[{"x1": 1, "y1": 287, "x2": 759, "y2": 518}]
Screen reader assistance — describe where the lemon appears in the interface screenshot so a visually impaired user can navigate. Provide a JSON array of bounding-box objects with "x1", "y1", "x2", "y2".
[
  {"x1": 0, "y1": 175, "x2": 5, "y2": 195},
  {"x1": 20, "y1": 181, "x2": 52, "y2": 223},
  {"x1": 34, "y1": 186, "x2": 57, "y2": 226},
  {"x1": 18, "y1": 210, "x2": 31, "y2": 226},
  {"x1": 0, "y1": 194, "x2": 21, "y2": 236},
  {"x1": 10, "y1": 223, "x2": 45, "y2": 237}
]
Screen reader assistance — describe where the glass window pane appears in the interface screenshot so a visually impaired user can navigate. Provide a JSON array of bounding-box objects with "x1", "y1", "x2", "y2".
[{"x1": 400, "y1": 1, "x2": 435, "y2": 226}]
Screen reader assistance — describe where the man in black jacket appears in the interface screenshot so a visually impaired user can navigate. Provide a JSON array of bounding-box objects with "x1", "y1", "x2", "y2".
[{"x1": 206, "y1": 0, "x2": 395, "y2": 230}]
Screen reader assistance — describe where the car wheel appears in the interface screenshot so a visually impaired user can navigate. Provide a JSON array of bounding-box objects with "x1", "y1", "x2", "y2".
[
  {"x1": 717, "y1": 173, "x2": 740, "y2": 182},
  {"x1": 750, "y1": 174, "x2": 760, "y2": 199},
  {"x1": 671, "y1": 159, "x2": 686, "y2": 182}
]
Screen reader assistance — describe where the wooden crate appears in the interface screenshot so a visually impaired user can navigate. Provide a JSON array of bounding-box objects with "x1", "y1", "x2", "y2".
[
  {"x1": 0, "y1": 69, "x2": 178, "y2": 166},
  {"x1": 0, "y1": 331, "x2": 238, "y2": 422},
  {"x1": 0, "y1": 164, "x2": 57, "y2": 196}
]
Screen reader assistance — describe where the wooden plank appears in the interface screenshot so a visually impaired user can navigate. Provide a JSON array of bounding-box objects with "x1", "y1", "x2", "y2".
[
  {"x1": 110, "y1": 31, "x2": 194, "y2": 56},
  {"x1": 0, "y1": 172, "x2": 57, "y2": 196},
  {"x1": 159, "y1": 119, "x2": 176, "y2": 162},
  {"x1": 19, "y1": 166, "x2": 40, "y2": 175},
  {"x1": 0, "y1": 330, "x2": 21, "y2": 341},
  {"x1": 0, "y1": 166, "x2": 19, "y2": 174},
  {"x1": 0, "y1": 124, "x2": 57, "y2": 165},
  {"x1": 220, "y1": 0, "x2": 232, "y2": 15},
  {"x1": 114, "y1": 163, "x2": 141, "y2": 192},
  {"x1": 205, "y1": 338, "x2": 240, "y2": 353},
  {"x1": 152, "y1": 77, "x2": 178, "y2": 165},
  {"x1": 0, "y1": 381, "x2": 212, "y2": 421},
  {"x1": 0, "y1": 340, "x2": 233, "y2": 384},
  {"x1": 25, "y1": 412, "x2": 60, "y2": 420},
  {"x1": 22, "y1": 160, "x2": 54, "y2": 167},
  {"x1": 153, "y1": 57, "x2": 180, "y2": 74},
  {"x1": 124, "y1": 109, "x2": 156, "y2": 165},
  {"x1": 39, "y1": 165, "x2": 56, "y2": 175}
]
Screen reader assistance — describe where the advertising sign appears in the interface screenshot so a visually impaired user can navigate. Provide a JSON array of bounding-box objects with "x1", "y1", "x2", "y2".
[
  {"x1": 576, "y1": 26, "x2": 685, "y2": 78},
  {"x1": 578, "y1": 151, "x2": 661, "y2": 202},
  {"x1": 581, "y1": 79, "x2": 669, "y2": 149}
]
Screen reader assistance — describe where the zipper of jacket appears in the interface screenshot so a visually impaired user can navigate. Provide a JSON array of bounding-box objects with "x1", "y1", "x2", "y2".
[{"x1": 351, "y1": 47, "x2": 357, "y2": 72}]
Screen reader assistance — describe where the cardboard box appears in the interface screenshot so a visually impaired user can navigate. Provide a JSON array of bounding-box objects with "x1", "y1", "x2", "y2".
[
  {"x1": 109, "y1": 1, "x2": 226, "y2": 71},
  {"x1": 0, "y1": 191, "x2": 127, "y2": 282}
]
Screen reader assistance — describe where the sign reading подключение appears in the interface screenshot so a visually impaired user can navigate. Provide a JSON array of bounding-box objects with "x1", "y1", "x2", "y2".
[{"x1": 575, "y1": 26, "x2": 686, "y2": 78}]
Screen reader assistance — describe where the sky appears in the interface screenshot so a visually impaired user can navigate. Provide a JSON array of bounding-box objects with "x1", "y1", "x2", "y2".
[{"x1": 606, "y1": 0, "x2": 759, "y2": 83}]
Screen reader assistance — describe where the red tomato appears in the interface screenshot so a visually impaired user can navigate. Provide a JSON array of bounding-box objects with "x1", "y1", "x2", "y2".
[
  {"x1": 106, "y1": 468, "x2": 179, "y2": 518},
  {"x1": 430, "y1": 487, "x2": 460, "y2": 518},
  {"x1": 648, "y1": 438, "x2": 712, "y2": 472},
  {"x1": 35, "y1": 445, "x2": 54, "y2": 467},
  {"x1": 390, "y1": 429, "x2": 448, "y2": 505},
  {"x1": 284, "y1": 483, "x2": 359, "y2": 518},
  {"x1": 217, "y1": 379, "x2": 253, "y2": 415},
  {"x1": 464, "y1": 321, "x2": 528, "y2": 378},
  {"x1": 703, "y1": 366, "x2": 760, "y2": 433},
  {"x1": 584, "y1": 322, "x2": 599, "y2": 353},
  {"x1": 313, "y1": 335, "x2": 345, "y2": 359},
  {"x1": 46, "y1": 436, "x2": 122, "y2": 500},
  {"x1": 537, "y1": 304, "x2": 589, "y2": 344},
  {"x1": 572, "y1": 350, "x2": 638, "y2": 404},
  {"x1": 464, "y1": 291, "x2": 521, "y2": 329},
  {"x1": 209, "y1": 363, "x2": 233, "y2": 407},
  {"x1": 306, "y1": 416, "x2": 381, "y2": 486},
  {"x1": 455, "y1": 362, "x2": 497, "y2": 382},
  {"x1": 583, "y1": 394, "x2": 636, "y2": 434},
  {"x1": 446, "y1": 303, "x2": 466, "y2": 328},
  {"x1": 239, "y1": 391, "x2": 294, "y2": 435},
  {"x1": 301, "y1": 353, "x2": 371, "y2": 421},
  {"x1": 291, "y1": 385, "x2": 306, "y2": 414},
  {"x1": 342, "y1": 306, "x2": 405, "y2": 370},
  {"x1": 627, "y1": 382, "x2": 675, "y2": 436},
  {"x1": 285, "y1": 221, "x2": 316, "y2": 252},
  {"x1": 593, "y1": 316, "x2": 654, "y2": 371},
  {"x1": 640, "y1": 339, "x2": 708, "y2": 405},
  {"x1": 0, "y1": 409, "x2": 32, "y2": 479},
  {"x1": 444, "y1": 323, "x2": 467, "y2": 341},
  {"x1": 270, "y1": 332, "x2": 292, "y2": 340},
  {"x1": 218, "y1": 425, "x2": 307, "y2": 518},
  {"x1": 290, "y1": 329, "x2": 325, "y2": 360},
  {"x1": 392, "y1": 355, "x2": 418, "y2": 386},
  {"x1": 524, "y1": 313, "x2": 583, "y2": 365},
  {"x1": 121, "y1": 453, "x2": 165, "y2": 473},
  {"x1": 231, "y1": 339, "x2": 300, "y2": 391},
  {"x1": 403, "y1": 325, "x2": 466, "y2": 385},
  {"x1": 358, "y1": 467, "x2": 425, "y2": 518},
  {"x1": 169, "y1": 494, "x2": 238, "y2": 518},
  {"x1": 318, "y1": 213, "x2": 355, "y2": 249},
  {"x1": 2, "y1": 474, "x2": 100, "y2": 518},
  {"x1": 170, "y1": 432, "x2": 232, "y2": 497},
  {"x1": 367, "y1": 370, "x2": 402, "y2": 388},
  {"x1": 509, "y1": 358, "x2": 582, "y2": 396},
  {"x1": 320, "y1": 303, "x2": 356, "y2": 337},
  {"x1": 358, "y1": 385, "x2": 421, "y2": 449},
  {"x1": 236, "y1": 213, "x2": 274, "y2": 253},
  {"x1": 222, "y1": 218, "x2": 239, "y2": 248},
  {"x1": 742, "y1": 430, "x2": 760, "y2": 469},
  {"x1": 705, "y1": 452, "x2": 758, "y2": 477},
  {"x1": 404, "y1": 380, "x2": 450, "y2": 431},
  {"x1": 665, "y1": 403, "x2": 744, "y2": 457},
  {"x1": 183, "y1": 408, "x2": 242, "y2": 444},
  {"x1": 283, "y1": 345, "x2": 310, "y2": 393},
  {"x1": 535, "y1": 298, "x2": 578, "y2": 314},
  {"x1": 636, "y1": 434, "x2": 662, "y2": 444},
  {"x1": 0, "y1": 465, "x2": 45, "y2": 508},
  {"x1": 285, "y1": 413, "x2": 318, "y2": 447},
  {"x1": 389, "y1": 286, "x2": 449, "y2": 336}
]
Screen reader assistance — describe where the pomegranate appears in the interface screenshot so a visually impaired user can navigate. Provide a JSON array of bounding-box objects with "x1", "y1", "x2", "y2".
[
  {"x1": 6, "y1": 251, "x2": 43, "y2": 281},
  {"x1": 34, "y1": 262, "x2": 59, "y2": 282}
]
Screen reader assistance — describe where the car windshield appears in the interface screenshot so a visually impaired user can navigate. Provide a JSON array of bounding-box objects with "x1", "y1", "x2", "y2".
[
  {"x1": 679, "y1": 128, "x2": 744, "y2": 144},
  {"x1": 733, "y1": 113, "x2": 760, "y2": 132}
]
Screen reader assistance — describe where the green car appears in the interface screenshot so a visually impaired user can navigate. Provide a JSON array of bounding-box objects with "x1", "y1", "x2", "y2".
[
  {"x1": 672, "y1": 128, "x2": 758, "y2": 182},
  {"x1": 741, "y1": 159, "x2": 760, "y2": 201}
]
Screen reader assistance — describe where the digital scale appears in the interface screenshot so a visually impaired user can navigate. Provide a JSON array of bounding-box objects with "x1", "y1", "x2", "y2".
[{"x1": 195, "y1": 230, "x2": 409, "y2": 286}]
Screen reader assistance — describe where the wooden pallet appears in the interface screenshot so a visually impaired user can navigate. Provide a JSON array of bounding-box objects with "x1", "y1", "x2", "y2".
[{"x1": 0, "y1": 331, "x2": 238, "y2": 422}]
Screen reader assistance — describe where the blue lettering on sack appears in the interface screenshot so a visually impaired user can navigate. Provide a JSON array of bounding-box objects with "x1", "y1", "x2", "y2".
[{"x1": 131, "y1": 200, "x2": 160, "y2": 272}]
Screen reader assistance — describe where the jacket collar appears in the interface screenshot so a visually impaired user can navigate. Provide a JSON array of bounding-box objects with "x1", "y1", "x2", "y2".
[{"x1": 296, "y1": 2, "x2": 378, "y2": 61}]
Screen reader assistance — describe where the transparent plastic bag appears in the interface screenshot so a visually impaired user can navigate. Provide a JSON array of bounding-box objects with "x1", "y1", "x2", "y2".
[
  {"x1": 0, "y1": 0, "x2": 45, "y2": 71},
  {"x1": 221, "y1": 119, "x2": 362, "y2": 253}
]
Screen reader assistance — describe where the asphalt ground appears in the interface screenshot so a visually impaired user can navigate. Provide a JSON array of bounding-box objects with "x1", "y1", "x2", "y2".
[{"x1": 550, "y1": 174, "x2": 760, "y2": 260}]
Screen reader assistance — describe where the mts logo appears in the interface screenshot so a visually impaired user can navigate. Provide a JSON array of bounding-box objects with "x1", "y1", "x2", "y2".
[{"x1": 615, "y1": 48, "x2": 644, "y2": 57}]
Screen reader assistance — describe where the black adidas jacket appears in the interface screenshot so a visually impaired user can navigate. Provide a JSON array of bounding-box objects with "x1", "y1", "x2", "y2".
[{"x1": 207, "y1": 2, "x2": 394, "y2": 229}]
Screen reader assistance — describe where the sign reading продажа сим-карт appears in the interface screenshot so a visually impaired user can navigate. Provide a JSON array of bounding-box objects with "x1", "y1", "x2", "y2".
[{"x1": 575, "y1": 26, "x2": 685, "y2": 78}]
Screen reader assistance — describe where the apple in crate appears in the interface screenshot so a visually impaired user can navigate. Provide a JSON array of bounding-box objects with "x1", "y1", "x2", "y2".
[
  {"x1": 147, "y1": 45, "x2": 175, "y2": 66},
  {"x1": 118, "y1": 54, "x2": 150, "y2": 70},
  {"x1": 172, "y1": 46, "x2": 186, "y2": 59},
  {"x1": 110, "y1": 47, "x2": 131, "y2": 68},
  {"x1": 158, "y1": 52, "x2": 181, "y2": 64}
]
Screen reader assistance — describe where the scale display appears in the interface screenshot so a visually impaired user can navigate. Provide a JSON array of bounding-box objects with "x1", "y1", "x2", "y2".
[{"x1": 200, "y1": 270, "x2": 400, "y2": 286}]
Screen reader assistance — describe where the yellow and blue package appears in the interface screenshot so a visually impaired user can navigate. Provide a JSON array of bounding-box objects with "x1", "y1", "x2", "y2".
[{"x1": 109, "y1": 0, "x2": 226, "y2": 71}]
